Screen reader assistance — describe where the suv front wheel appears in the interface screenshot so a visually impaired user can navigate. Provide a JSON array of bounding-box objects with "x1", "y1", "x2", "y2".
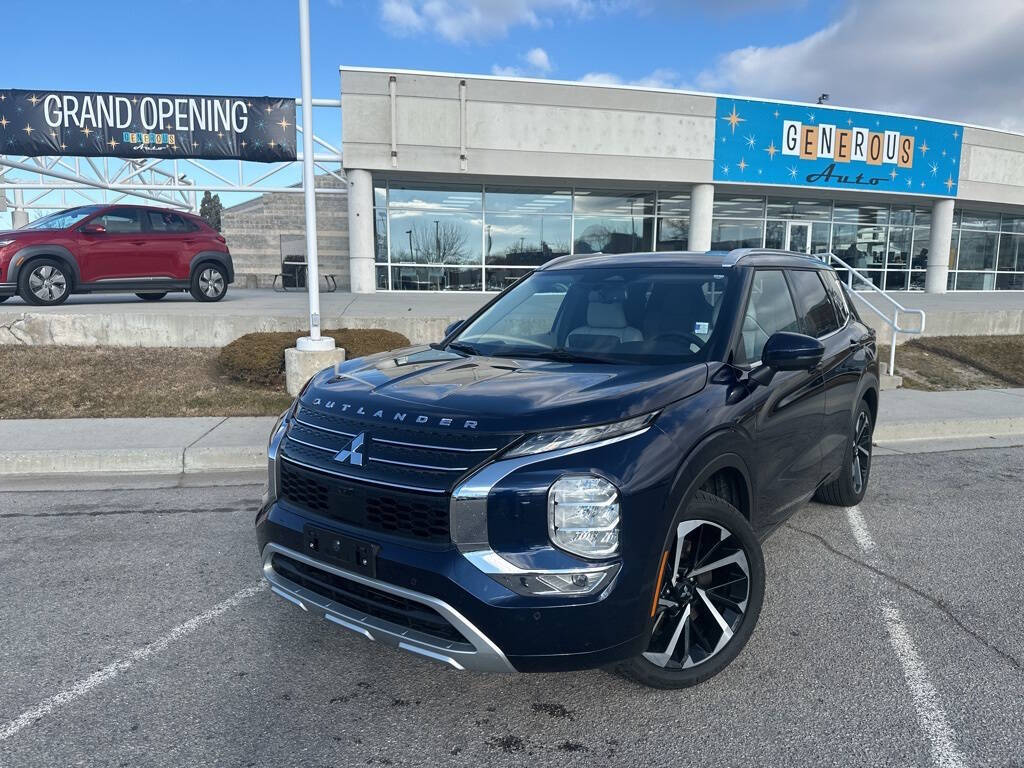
[
  {"x1": 190, "y1": 262, "x2": 228, "y2": 302},
  {"x1": 19, "y1": 258, "x2": 72, "y2": 306},
  {"x1": 616, "y1": 491, "x2": 765, "y2": 689}
]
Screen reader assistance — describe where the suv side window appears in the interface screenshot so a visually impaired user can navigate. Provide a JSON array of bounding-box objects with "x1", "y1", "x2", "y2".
[
  {"x1": 820, "y1": 269, "x2": 851, "y2": 326},
  {"x1": 736, "y1": 270, "x2": 801, "y2": 365},
  {"x1": 95, "y1": 207, "x2": 142, "y2": 233},
  {"x1": 147, "y1": 211, "x2": 194, "y2": 233},
  {"x1": 789, "y1": 269, "x2": 840, "y2": 338}
]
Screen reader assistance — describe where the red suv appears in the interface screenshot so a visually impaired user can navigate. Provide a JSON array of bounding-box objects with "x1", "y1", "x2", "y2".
[{"x1": 0, "y1": 204, "x2": 234, "y2": 306}]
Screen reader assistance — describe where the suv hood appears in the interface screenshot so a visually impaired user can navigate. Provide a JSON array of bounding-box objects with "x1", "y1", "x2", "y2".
[{"x1": 300, "y1": 345, "x2": 708, "y2": 433}]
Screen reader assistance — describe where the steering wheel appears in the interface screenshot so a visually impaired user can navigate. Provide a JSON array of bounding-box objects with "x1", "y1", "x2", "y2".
[{"x1": 652, "y1": 332, "x2": 706, "y2": 353}]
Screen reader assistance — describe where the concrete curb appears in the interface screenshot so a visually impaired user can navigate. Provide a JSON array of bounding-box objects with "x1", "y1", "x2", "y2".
[{"x1": 2, "y1": 414, "x2": 1024, "y2": 478}]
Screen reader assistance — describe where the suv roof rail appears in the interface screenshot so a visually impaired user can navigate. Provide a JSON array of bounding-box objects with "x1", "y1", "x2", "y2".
[{"x1": 722, "y1": 248, "x2": 831, "y2": 267}]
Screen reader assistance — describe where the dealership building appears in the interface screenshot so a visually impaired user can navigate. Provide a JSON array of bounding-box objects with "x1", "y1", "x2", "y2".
[{"x1": 330, "y1": 66, "x2": 1024, "y2": 295}]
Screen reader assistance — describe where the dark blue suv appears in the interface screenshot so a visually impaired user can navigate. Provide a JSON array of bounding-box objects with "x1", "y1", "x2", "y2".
[{"x1": 256, "y1": 249, "x2": 879, "y2": 688}]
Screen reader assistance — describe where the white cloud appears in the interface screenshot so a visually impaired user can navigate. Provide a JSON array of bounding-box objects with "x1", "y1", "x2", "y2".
[
  {"x1": 525, "y1": 47, "x2": 552, "y2": 72},
  {"x1": 379, "y1": 0, "x2": 593, "y2": 43},
  {"x1": 492, "y1": 46, "x2": 553, "y2": 77},
  {"x1": 580, "y1": 68, "x2": 681, "y2": 89},
  {"x1": 692, "y1": 0, "x2": 1024, "y2": 130}
]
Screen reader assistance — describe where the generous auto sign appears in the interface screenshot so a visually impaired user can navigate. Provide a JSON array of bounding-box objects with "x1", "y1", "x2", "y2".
[
  {"x1": 0, "y1": 88, "x2": 296, "y2": 162},
  {"x1": 713, "y1": 97, "x2": 964, "y2": 197}
]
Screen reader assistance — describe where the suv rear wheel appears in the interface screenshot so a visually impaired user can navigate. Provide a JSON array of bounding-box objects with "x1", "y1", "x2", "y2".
[
  {"x1": 814, "y1": 400, "x2": 873, "y2": 506},
  {"x1": 616, "y1": 491, "x2": 765, "y2": 689},
  {"x1": 189, "y1": 262, "x2": 228, "y2": 302},
  {"x1": 19, "y1": 258, "x2": 72, "y2": 306}
]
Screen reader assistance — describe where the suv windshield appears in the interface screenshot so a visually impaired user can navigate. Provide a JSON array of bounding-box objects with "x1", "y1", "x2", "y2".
[
  {"x1": 452, "y1": 266, "x2": 730, "y2": 364},
  {"x1": 24, "y1": 206, "x2": 103, "y2": 230}
]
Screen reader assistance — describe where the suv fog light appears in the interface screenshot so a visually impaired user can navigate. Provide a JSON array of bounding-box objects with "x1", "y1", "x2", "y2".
[
  {"x1": 535, "y1": 571, "x2": 608, "y2": 594},
  {"x1": 548, "y1": 475, "x2": 620, "y2": 559}
]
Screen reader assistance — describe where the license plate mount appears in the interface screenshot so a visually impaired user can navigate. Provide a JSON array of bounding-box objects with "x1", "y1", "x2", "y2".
[{"x1": 303, "y1": 525, "x2": 378, "y2": 578}]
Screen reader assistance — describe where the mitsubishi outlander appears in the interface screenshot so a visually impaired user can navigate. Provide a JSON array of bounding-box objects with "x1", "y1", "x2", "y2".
[{"x1": 255, "y1": 249, "x2": 878, "y2": 688}]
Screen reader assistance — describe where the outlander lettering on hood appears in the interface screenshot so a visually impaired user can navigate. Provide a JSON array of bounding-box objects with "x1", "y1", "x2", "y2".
[{"x1": 309, "y1": 398, "x2": 478, "y2": 429}]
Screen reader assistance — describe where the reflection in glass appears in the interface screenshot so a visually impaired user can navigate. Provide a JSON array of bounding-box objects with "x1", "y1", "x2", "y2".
[
  {"x1": 376, "y1": 265, "x2": 389, "y2": 290},
  {"x1": 959, "y1": 210, "x2": 1000, "y2": 230},
  {"x1": 573, "y1": 191, "x2": 653, "y2": 216},
  {"x1": 656, "y1": 217, "x2": 689, "y2": 250},
  {"x1": 956, "y1": 230, "x2": 997, "y2": 271},
  {"x1": 657, "y1": 192, "x2": 691, "y2": 217},
  {"x1": 390, "y1": 266, "x2": 483, "y2": 291},
  {"x1": 765, "y1": 197, "x2": 831, "y2": 221},
  {"x1": 996, "y1": 273, "x2": 1024, "y2": 289},
  {"x1": 998, "y1": 233, "x2": 1024, "y2": 272},
  {"x1": 911, "y1": 226, "x2": 931, "y2": 270},
  {"x1": 387, "y1": 210, "x2": 482, "y2": 265},
  {"x1": 833, "y1": 203, "x2": 888, "y2": 225},
  {"x1": 485, "y1": 214, "x2": 570, "y2": 266},
  {"x1": 764, "y1": 221, "x2": 785, "y2": 250},
  {"x1": 485, "y1": 268, "x2": 531, "y2": 291},
  {"x1": 485, "y1": 188, "x2": 571, "y2": 214},
  {"x1": 810, "y1": 222, "x2": 831, "y2": 255},
  {"x1": 388, "y1": 182, "x2": 482, "y2": 211},
  {"x1": 374, "y1": 210, "x2": 388, "y2": 263},
  {"x1": 954, "y1": 272, "x2": 996, "y2": 290},
  {"x1": 713, "y1": 195, "x2": 765, "y2": 219},
  {"x1": 711, "y1": 219, "x2": 763, "y2": 250},
  {"x1": 574, "y1": 216, "x2": 654, "y2": 253}
]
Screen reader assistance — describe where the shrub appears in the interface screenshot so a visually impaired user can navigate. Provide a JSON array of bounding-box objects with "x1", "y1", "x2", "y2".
[{"x1": 218, "y1": 328, "x2": 410, "y2": 387}]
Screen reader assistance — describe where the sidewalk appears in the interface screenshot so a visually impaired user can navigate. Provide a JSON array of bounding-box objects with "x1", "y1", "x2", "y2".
[{"x1": 2, "y1": 388, "x2": 1023, "y2": 479}]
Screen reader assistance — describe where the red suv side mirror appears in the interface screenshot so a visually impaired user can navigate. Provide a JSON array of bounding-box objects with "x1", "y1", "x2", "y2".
[{"x1": 80, "y1": 222, "x2": 106, "y2": 234}]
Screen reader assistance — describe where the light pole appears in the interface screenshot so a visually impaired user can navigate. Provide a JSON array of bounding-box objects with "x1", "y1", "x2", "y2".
[
  {"x1": 434, "y1": 219, "x2": 440, "y2": 259},
  {"x1": 295, "y1": 0, "x2": 334, "y2": 353}
]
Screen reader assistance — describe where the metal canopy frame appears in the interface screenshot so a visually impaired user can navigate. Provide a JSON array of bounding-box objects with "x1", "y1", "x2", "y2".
[{"x1": 0, "y1": 97, "x2": 344, "y2": 215}]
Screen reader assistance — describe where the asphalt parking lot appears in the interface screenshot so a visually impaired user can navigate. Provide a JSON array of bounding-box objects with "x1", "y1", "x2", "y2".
[{"x1": 1, "y1": 446, "x2": 1022, "y2": 768}]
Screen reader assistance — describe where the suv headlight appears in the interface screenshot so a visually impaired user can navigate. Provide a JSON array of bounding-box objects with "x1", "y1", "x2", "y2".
[
  {"x1": 0, "y1": 239, "x2": 16, "y2": 248},
  {"x1": 548, "y1": 474, "x2": 620, "y2": 559},
  {"x1": 504, "y1": 411, "x2": 656, "y2": 458}
]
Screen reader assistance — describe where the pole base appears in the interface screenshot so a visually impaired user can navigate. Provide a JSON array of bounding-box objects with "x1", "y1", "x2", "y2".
[
  {"x1": 295, "y1": 335, "x2": 336, "y2": 352},
  {"x1": 285, "y1": 346, "x2": 347, "y2": 396}
]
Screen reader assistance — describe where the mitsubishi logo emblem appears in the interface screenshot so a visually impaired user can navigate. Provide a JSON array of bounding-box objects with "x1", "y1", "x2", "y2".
[{"x1": 334, "y1": 432, "x2": 365, "y2": 466}]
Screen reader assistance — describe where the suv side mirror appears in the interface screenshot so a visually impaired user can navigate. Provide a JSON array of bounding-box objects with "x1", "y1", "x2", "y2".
[
  {"x1": 444, "y1": 320, "x2": 464, "y2": 337},
  {"x1": 748, "y1": 332, "x2": 824, "y2": 387},
  {"x1": 80, "y1": 222, "x2": 106, "y2": 234}
]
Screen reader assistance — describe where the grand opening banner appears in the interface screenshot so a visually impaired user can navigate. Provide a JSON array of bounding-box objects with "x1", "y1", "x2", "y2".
[
  {"x1": 0, "y1": 89, "x2": 296, "y2": 162},
  {"x1": 713, "y1": 97, "x2": 964, "y2": 197}
]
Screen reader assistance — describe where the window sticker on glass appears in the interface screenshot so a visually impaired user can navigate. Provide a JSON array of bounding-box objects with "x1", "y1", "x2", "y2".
[{"x1": 694, "y1": 321, "x2": 710, "y2": 335}]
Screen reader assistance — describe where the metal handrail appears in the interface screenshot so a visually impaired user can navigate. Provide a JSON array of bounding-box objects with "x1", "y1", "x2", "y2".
[{"x1": 826, "y1": 253, "x2": 926, "y2": 377}]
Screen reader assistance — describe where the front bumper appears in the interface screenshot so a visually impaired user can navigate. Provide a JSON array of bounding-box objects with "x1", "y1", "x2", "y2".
[{"x1": 262, "y1": 542, "x2": 515, "y2": 672}]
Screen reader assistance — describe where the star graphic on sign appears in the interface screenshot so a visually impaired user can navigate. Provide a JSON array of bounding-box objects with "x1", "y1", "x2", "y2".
[
  {"x1": 890, "y1": 168, "x2": 898, "y2": 181},
  {"x1": 744, "y1": 133, "x2": 756, "y2": 149},
  {"x1": 846, "y1": 117, "x2": 853, "y2": 126},
  {"x1": 49, "y1": 129, "x2": 58, "y2": 139},
  {"x1": 920, "y1": 180, "x2": 926, "y2": 188},
  {"x1": 737, "y1": 158, "x2": 748, "y2": 172},
  {"x1": 764, "y1": 141, "x2": 778, "y2": 159},
  {"x1": 941, "y1": 149, "x2": 946, "y2": 157},
  {"x1": 905, "y1": 177, "x2": 913, "y2": 188},
  {"x1": 108, "y1": 137, "x2": 118, "y2": 150},
  {"x1": 217, "y1": 131, "x2": 224, "y2": 139},
  {"x1": 240, "y1": 139, "x2": 247, "y2": 148},
  {"x1": 952, "y1": 129, "x2": 959, "y2": 140},
  {"x1": 787, "y1": 166, "x2": 798, "y2": 179},
  {"x1": 27, "y1": 94, "x2": 41, "y2": 106},
  {"x1": 720, "y1": 164, "x2": 730, "y2": 175},
  {"x1": 722, "y1": 104, "x2": 745, "y2": 133},
  {"x1": 23, "y1": 123, "x2": 33, "y2": 135},
  {"x1": 773, "y1": 109, "x2": 780, "y2": 119},
  {"x1": 807, "y1": 112, "x2": 816, "y2": 123},
  {"x1": 720, "y1": 136, "x2": 726, "y2": 143},
  {"x1": 0, "y1": 93, "x2": 5, "y2": 101},
  {"x1": 919, "y1": 141, "x2": 929, "y2": 155},
  {"x1": 81, "y1": 126, "x2": 93, "y2": 137},
  {"x1": 269, "y1": 140, "x2": 277, "y2": 149},
  {"x1": 265, "y1": 105, "x2": 273, "y2": 115},
  {"x1": 929, "y1": 161, "x2": 939, "y2": 176},
  {"x1": 757, "y1": 168, "x2": 763, "y2": 175},
  {"x1": 60, "y1": 142, "x2": 67, "y2": 150},
  {"x1": 278, "y1": 116, "x2": 291, "y2": 132},
  {"x1": 944, "y1": 175, "x2": 955, "y2": 193},
  {"x1": 0, "y1": 115, "x2": 8, "y2": 129}
]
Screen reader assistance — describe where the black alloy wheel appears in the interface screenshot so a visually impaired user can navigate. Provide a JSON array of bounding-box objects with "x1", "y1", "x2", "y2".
[
  {"x1": 814, "y1": 400, "x2": 874, "y2": 506},
  {"x1": 617, "y1": 491, "x2": 765, "y2": 688}
]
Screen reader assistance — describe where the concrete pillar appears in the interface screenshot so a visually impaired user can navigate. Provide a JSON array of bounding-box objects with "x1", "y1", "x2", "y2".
[
  {"x1": 689, "y1": 183, "x2": 714, "y2": 252},
  {"x1": 347, "y1": 169, "x2": 376, "y2": 294},
  {"x1": 11, "y1": 189, "x2": 28, "y2": 229},
  {"x1": 925, "y1": 197, "x2": 955, "y2": 294}
]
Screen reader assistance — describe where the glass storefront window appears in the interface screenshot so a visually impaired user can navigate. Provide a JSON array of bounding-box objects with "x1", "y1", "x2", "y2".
[
  {"x1": 484, "y1": 187, "x2": 572, "y2": 214},
  {"x1": 1002, "y1": 214, "x2": 1024, "y2": 234},
  {"x1": 656, "y1": 217, "x2": 689, "y2": 251},
  {"x1": 998, "y1": 233, "x2": 1024, "y2": 272},
  {"x1": 833, "y1": 223, "x2": 885, "y2": 287},
  {"x1": 765, "y1": 197, "x2": 831, "y2": 221},
  {"x1": 956, "y1": 230, "x2": 997, "y2": 271},
  {"x1": 713, "y1": 195, "x2": 765, "y2": 219},
  {"x1": 657, "y1": 192, "x2": 690, "y2": 217},
  {"x1": 960, "y1": 210, "x2": 1000, "y2": 230},
  {"x1": 374, "y1": 210, "x2": 388, "y2": 263},
  {"x1": 573, "y1": 190, "x2": 654, "y2": 216},
  {"x1": 954, "y1": 272, "x2": 997, "y2": 290},
  {"x1": 485, "y1": 268, "x2": 532, "y2": 292},
  {"x1": 485, "y1": 214, "x2": 571, "y2": 266},
  {"x1": 390, "y1": 265, "x2": 482, "y2": 291},
  {"x1": 833, "y1": 203, "x2": 888, "y2": 225},
  {"x1": 711, "y1": 220, "x2": 763, "y2": 250},
  {"x1": 764, "y1": 220, "x2": 785, "y2": 250},
  {"x1": 389, "y1": 182, "x2": 482, "y2": 211},
  {"x1": 574, "y1": 216, "x2": 654, "y2": 253},
  {"x1": 388, "y1": 210, "x2": 482, "y2": 265}
]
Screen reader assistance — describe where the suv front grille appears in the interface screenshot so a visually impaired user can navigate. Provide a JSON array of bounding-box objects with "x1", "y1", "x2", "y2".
[
  {"x1": 279, "y1": 459, "x2": 451, "y2": 543},
  {"x1": 271, "y1": 553, "x2": 468, "y2": 645}
]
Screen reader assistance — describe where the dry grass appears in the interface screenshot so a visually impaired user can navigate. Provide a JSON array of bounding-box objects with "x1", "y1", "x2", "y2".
[
  {"x1": 0, "y1": 347, "x2": 294, "y2": 419},
  {"x1": 883, "y1": 334, "x2": 1024, "y2": 391}
]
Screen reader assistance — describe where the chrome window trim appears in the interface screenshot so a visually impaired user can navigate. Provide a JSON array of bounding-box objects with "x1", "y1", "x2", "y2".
[{"x1": 262, "y1": 542, "x2": 514, "y2": 673}]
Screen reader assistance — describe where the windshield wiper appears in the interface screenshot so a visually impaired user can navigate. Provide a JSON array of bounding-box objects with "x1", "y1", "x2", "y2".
[
  {"x1": 505, "y1": 347, "x2": 619, "y2": 365},
  {"x1": 446, "y1": 341, "x2": 481, "y2": 356}
]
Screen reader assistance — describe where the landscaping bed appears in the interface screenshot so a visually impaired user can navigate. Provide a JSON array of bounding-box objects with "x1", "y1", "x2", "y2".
[
  {"x1": 0, "y1": 328, "x2": 410, "y2": 419},
  {"x1": 883, "y1": 334, "x2": 1024, "y2": 391}
]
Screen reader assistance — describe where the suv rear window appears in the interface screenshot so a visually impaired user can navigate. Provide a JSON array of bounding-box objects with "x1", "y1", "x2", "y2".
[
  {"x1": 788, "y1": 269, "x2": 840, "y2": 338},
  {"x1": 820, "y1": 269, "x2": 851, "y2": 326},
  {"x1": 147, "y1": 211, "x2": 195, "y2": 233}
]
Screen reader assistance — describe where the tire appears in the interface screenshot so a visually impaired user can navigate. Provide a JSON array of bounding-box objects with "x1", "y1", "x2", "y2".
[
  {"x1": 136, "y1": 292, "x2": 168, "y2": 301},
  {"x1": 615, "y1": 490, "x2": 766, "y2": 689},
  {"x1": 189, "y1": 262, "x2": 228, "y2": 302},
  {"x1": 18, "y1": 258, "x2": 72, "y2": 306},
  {"x1": 814, "y1": 400, "x2": 874, "y2": 507}
]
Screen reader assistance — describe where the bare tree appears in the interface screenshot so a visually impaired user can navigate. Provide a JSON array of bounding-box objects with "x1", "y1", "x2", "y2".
[{"x1": 408, "y1": 221, "x2": 470, "y2": 264}]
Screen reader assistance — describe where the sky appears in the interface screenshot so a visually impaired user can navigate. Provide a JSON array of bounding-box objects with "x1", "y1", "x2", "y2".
[{"x1": 4, "y1": 0, "x2": 1024, "y2": 225}]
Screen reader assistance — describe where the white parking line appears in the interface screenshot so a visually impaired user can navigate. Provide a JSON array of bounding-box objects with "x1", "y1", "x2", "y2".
[
  {"x1": 0, "y1": 582, "x2": 266, "y2": 744},
  {"x1": 845, "y1": 506, "x2": 967, "y2": 768}
]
